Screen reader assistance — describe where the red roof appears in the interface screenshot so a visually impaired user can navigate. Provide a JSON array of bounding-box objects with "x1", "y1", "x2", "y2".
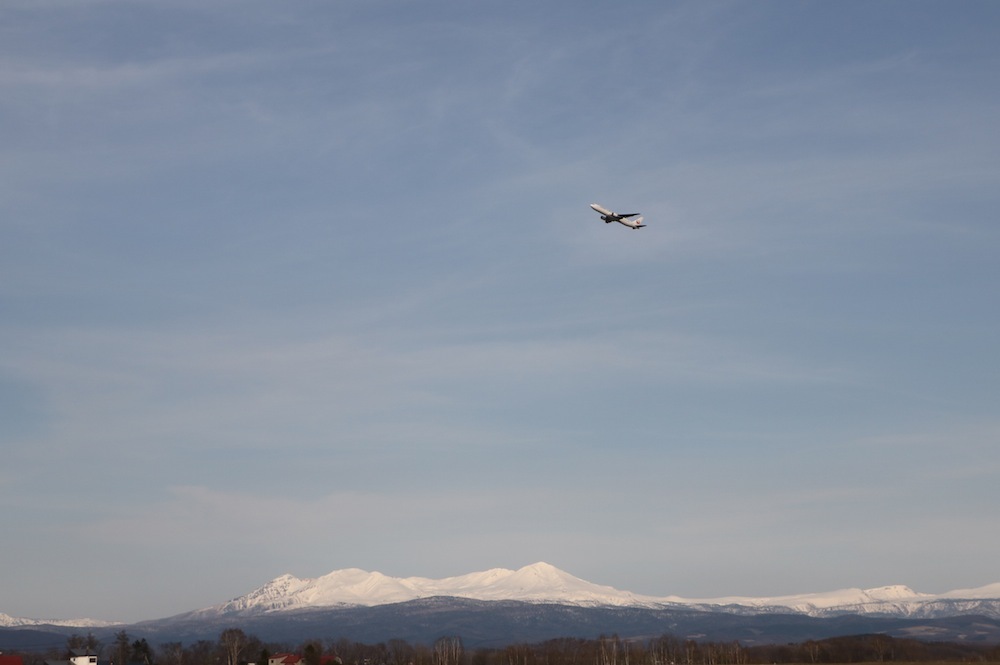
[
  {"x1": 0, "y1": 656, "x2": 25, "y2": 665},
  {"x1": 271, "y1": 655, "x2": 302, "y2": 665}
]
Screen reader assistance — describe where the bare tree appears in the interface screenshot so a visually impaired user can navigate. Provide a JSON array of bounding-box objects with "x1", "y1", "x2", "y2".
[
  {"x1": 802, "y1": 640, "x2": 820, "y2": 664},
  {"x1": 433, "y1": 637, "x2": 463, "y2": 665},
  {"x1": 186, "y1": 640, "x2": 219, "y2": 665},
  {"x1": 67, "y1": 633, "x2": 102, "y2": 658},
  {"x1": 159, "y1": 642, "x2": 184, "y2": 665},
  {"x1": 870, "y1": 635, "x2": 891, "y2": 663},
  {"x1": 598, "y1": 636, "x2": 622, "y2": 665},
  {"x1": 220, "y1": 629, "x2": 248, "y2": 665},
  {"x1": 387, "y1": 639, "x2": 414, "y2": 665}
]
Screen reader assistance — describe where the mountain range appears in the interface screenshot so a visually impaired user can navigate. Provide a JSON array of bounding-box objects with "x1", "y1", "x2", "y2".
[
  {"x1": 182, "y1": 561, "x2": 1000, "y2": 620},
  {"x1": 4, "y1": 562, "x2": 1000, "y2": 648}
]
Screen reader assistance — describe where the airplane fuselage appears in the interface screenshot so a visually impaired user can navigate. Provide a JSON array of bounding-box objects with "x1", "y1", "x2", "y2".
[{"x1": 590, "y1": 203, "x2": 645, "y2": 229}]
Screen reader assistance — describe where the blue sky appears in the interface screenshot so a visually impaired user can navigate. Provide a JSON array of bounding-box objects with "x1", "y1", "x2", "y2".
[{"x1": 2, "y1": 0, "x2": 999, "y2": 622}]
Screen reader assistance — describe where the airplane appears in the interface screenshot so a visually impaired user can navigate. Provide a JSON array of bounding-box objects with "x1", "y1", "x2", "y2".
[{"x1": 590, "y1": 203, "x2": 645, "y2": 229}]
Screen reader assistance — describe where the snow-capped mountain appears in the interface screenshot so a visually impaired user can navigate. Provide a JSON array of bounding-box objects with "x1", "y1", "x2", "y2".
[
  {"x1": 193, "y1": 562, "x2": 1000, "y2": 620},
  {"x1": 198, "y1": 562, "x2": 663, "y2": 616},
  {"x1": 665, "y1": 584, "x2": 933, "y2": 616},
  {"x1": 675, "y1": 582, "x2": 1000, "y2": 618},
  {"x1": 0, "y1": 611, "x2": 118, "y2": 628},
  {"x1": 5, "y1": 564, "x2": 1000, "y2": 632}
]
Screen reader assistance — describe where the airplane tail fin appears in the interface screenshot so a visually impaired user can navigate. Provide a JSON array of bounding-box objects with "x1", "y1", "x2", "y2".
[{"x1": 634, "y1": 216, "x2": 645, "y2": 227}]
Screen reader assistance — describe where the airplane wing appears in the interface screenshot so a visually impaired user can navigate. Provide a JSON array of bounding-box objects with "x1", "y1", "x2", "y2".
[{"x1": 619, "y1": 213, "x2": 641, "y2": 218}]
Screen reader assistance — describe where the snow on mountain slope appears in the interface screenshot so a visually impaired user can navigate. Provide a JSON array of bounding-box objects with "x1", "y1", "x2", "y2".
[
  {"x1": 438, "y1": 561, "x2": 659, "y2": 605},
  {"x1": 199, "y1": 562, "x2": 1000, "y2": 620},
  {"x1": 212, "y1": 573, "x2": 314, "y2": 612},
  {"x1": 206, "y1": 562, "x2": 666, "y2": 615},
  {"x1": 939, "y1": 582, "x2": 1000, "y2": 599},
  {"x1": 0, "y1": 611, "x2": 119, "y2": 628},
  {"x1": 6, "y1": 565, "x2": 1000, "y2": 626},
  {"x1": 669, "y1": 584, "x2": 933, "y2": 613}
]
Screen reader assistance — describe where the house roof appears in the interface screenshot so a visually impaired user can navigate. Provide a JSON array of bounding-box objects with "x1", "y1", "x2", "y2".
[{"x1": 270, "y1": 655, "x2": 302, "y2": 665}]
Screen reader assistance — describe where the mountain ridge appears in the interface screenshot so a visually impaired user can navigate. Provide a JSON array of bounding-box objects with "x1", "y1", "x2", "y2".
[
  {"x1": 5, "y1": 562, "x2": 1000, "y2": 629},
  {"x1": 192, "y1": 561, "x2": 1000, "y2": 621},
  {"x1": 0, "y1": 611, "x2": 119, "y2": 629},
  {"x1": 199, "y1": 562, "x2": 662, "y2": 616}
]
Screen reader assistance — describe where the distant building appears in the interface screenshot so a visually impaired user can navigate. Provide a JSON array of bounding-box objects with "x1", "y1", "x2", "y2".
[
  {"x1": 45, "y1": 648, "x2": 107, "y2": 665},
  {"x1": 1, "y1": 654, "x2": 26, "y2": 665},
  {"x1": 70, "y1": 651, "x2": 99, "y2": 665},
  {"x1": 268, "y1": 655, "x2": 303, "y2": 665}
]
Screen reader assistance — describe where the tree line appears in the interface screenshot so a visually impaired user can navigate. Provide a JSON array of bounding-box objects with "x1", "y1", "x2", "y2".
[{"x1": 8, "y1": 629, "x2": 1000, "y2": 665}]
